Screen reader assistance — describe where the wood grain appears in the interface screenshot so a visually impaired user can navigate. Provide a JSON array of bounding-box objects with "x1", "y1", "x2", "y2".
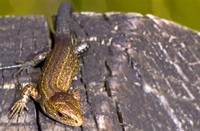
[{"x1": 1, "y1": 13, "x2": 200, "y2": 131}]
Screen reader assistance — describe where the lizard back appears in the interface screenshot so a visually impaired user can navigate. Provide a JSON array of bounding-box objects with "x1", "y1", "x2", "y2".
[
  {"x1": 39, "y1": 2, "x2": 79, "y2": 99},
  {"x1": 39, "y1": 36, "x2": 78, "y2": 98}
]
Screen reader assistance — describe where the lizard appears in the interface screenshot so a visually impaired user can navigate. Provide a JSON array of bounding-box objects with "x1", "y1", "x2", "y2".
[{"x1": 3, "y1": 2, "x2": 89, "y2": 126}]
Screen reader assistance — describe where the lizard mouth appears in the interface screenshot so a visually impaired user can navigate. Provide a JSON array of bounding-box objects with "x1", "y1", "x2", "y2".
[{"x1": 55, "y1": 109, "x2": 83, "y2": 126}]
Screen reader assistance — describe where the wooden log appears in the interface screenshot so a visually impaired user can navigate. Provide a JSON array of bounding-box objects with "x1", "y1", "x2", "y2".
[
  {"x1": 0, "y1": 12, "x2": 200, "y2": 131},
  {"x1": 0, "y1": 15, "x2": 50, "y2": 131}
]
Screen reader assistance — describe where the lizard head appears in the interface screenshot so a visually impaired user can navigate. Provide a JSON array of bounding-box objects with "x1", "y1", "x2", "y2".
[{"x1": 42, "y1": 89, "x2": 83, "y2": 126}]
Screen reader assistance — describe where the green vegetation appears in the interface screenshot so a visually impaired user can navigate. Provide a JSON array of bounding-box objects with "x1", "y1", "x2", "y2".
[{"x1": 0, "y1": 0, "x2": 199, "y2": 31}]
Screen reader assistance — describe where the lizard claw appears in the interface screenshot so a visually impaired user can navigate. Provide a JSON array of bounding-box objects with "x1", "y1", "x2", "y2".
[{"x1": 9, "y1": 100, "x2": 29, "y2": 118}]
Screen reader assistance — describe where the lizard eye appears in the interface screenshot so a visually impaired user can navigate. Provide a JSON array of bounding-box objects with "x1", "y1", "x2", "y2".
[
  {"x1": 75, "y1": 119, "x2": 79, "y2": 124},
  {"x1": 57, "y1": 111, "x2": 64, "y2": 117}
]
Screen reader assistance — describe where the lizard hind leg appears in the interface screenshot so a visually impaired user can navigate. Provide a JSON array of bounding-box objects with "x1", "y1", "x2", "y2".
[
  {"x1": 14, "y1": 52, "x2": 49, "y2": 77},
  {"x1": 73, "y1": 41, "x2": 89, "y2": 57}
]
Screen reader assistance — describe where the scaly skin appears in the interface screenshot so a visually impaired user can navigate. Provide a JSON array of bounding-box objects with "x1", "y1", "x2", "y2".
[
  {"x1": 9, "y1": 2, "x2": 88, "y2": 126},
  {"x1": 38, "y1": 33, "x2": 83, "y2": 126}
]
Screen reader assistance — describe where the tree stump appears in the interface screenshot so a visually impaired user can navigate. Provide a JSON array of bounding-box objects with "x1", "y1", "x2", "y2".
[{"x1": 0, "y1": 12, "x2": 200, "y2": 131}]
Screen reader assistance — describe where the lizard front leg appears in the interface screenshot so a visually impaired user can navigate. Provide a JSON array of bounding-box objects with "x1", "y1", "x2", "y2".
[{"x1": 9, "y1": 83, "x2": 40, "y2": 118}]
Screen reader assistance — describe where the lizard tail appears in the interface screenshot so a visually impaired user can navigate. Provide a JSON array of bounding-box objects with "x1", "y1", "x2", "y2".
[{"x1": 55, "y1": 2, "x2": 73, "y2": 36}]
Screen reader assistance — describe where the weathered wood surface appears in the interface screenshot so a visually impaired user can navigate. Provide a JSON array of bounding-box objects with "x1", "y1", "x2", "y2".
[{"x1": 1, "y1": 12, "x2": 200, "y2": 131}]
